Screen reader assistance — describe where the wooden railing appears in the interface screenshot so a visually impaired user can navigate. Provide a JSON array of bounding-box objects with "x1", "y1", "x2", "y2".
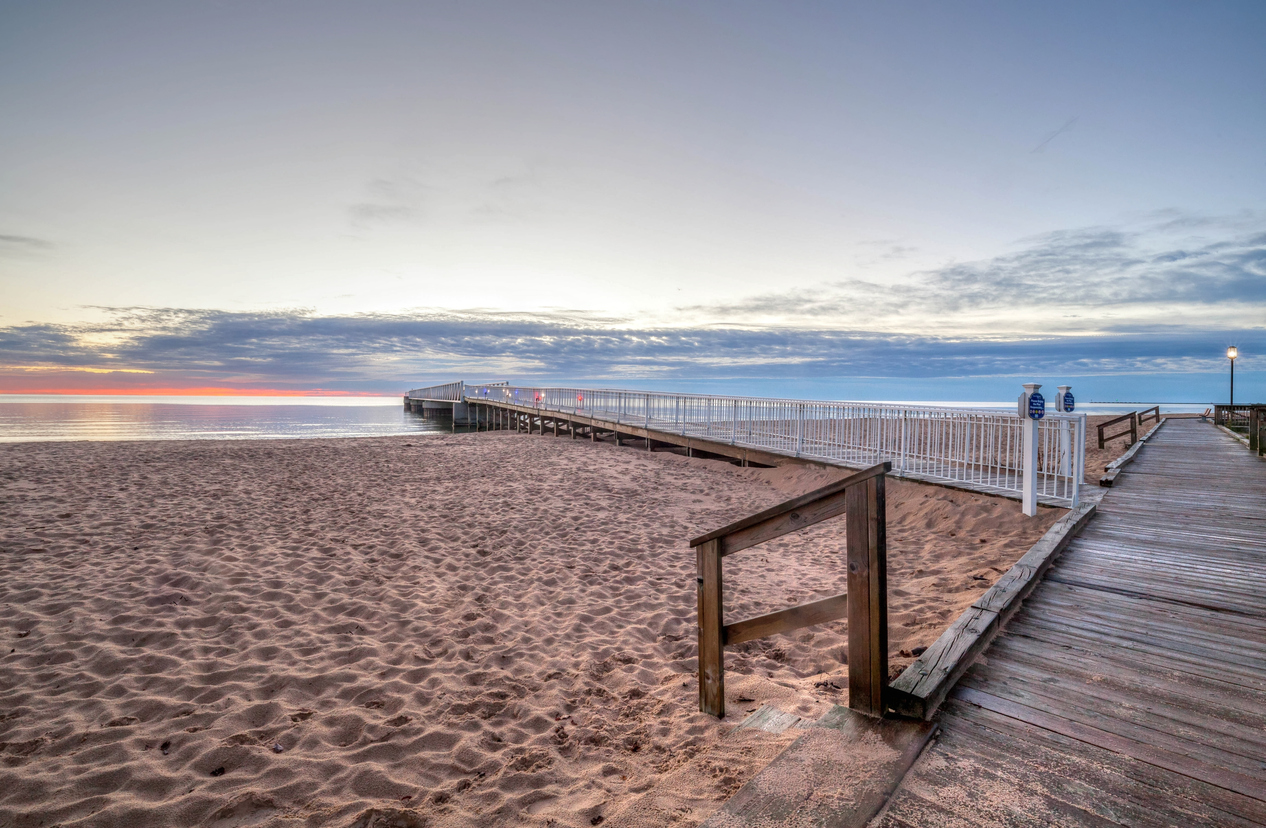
[
  {"x1": 1139, "y1": 406, "x2": 1160, "y2": 427},
  {"x1": 1097, "y1": 411, "x2": 1138, "y2": 449},
  {"x1": 690, "y1": 461, "x2": 891, "y2": 719},
  {"x1": 1215, "y1": 404, "x2": 1266, "y2": 454}
]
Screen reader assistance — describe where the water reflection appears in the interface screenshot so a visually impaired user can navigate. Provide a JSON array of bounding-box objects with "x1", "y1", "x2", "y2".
[{"x1": 0, "y1": 397, "x2": 472, "y2": 443}]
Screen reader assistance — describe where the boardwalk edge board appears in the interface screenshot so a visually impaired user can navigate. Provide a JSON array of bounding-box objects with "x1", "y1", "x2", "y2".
[
  {"x1": 886, "y1": 501, "x2": 1098, "y2": 720},
  {"x1": 1216, "y1": 423, "x2": 1251, "y2": 448},
  {"x1": 1100, "y1": 417, "x2": 1167, "y2": 487}
]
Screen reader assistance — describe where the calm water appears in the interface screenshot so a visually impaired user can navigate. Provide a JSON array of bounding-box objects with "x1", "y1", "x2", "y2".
[
  {"x1": 0, "y1": 396, "x2": 461, "y2": 443},
  {"x1": 0, "y1": 395, "x2": 1209, "y2": 444}
]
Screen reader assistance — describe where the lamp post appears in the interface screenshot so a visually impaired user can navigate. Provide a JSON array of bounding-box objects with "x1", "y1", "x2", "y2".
[{"x1": 1227, "y1": 346, "x2": 1238, "y2": 407}]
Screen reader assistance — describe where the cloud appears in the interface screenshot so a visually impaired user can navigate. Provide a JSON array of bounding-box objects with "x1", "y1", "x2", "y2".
[
  {"x1": 347, "y1": 178, "x2": 425, "y2": 227},
  {"x1": 0, "y1": 306, "x2": 1259, "y2": 394},
  {"x1": 1031, "y1": 116, "x2": 1078, "y2": 153},
  {"x1": 2, "y1": 213, "x2": 1260, "y2": 393},
  {"x1": 678, "y1": 214, "x2": 1266, "y2": 332},
  {"x1": 0, "y1": 233, "x2": 54, "y2": 254}
]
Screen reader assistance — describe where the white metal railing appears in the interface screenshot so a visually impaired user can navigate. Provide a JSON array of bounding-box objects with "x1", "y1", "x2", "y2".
[
  {"x1": 463, "y1": 384, "x2": 1086, "y2": 507},
  {"x1": 407, "y1": 380, "x2": 507, "y2": 402}
]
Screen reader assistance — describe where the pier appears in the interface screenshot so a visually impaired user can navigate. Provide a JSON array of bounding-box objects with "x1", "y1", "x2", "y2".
[{"x1": 407, "y1": 381, "x2": 1088, "y2": 510}]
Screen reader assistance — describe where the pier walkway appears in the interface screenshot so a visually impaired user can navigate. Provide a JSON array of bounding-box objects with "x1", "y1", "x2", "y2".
[
  {"x1": 875, "y1": 418, "x2": 1266, "y2": 826},
  {"x1": 408, "y1": 382, "x2": 1087, "y2": 509}
]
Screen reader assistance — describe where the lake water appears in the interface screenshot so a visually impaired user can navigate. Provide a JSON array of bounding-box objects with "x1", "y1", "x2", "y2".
[
  {"x1": 0, "y1": 394, "x2": 1210, "y2": 444},
  {"x1": 0, "y1": 396, "x2": 458, "y2": 443}
]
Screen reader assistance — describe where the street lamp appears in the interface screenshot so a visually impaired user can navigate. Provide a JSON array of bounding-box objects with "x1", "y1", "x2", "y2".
[{"x1": 1227, "y1": 346, "x2": 1238, "y2": 406}]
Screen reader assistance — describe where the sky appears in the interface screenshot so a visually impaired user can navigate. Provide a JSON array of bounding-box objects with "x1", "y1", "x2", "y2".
[{"x1": 1, "y1": 1, "x2": 1263, "y2": 402}]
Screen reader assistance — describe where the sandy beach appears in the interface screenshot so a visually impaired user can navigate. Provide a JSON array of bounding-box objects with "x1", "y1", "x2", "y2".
[{"x1": 0, "y1": 424, "x2": 1135, "y2": 827}]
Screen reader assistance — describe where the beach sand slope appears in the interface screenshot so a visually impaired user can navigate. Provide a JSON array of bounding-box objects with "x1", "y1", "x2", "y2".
[{"x1": 1, "y1": 432, "x2": 1059, "y2": 827}]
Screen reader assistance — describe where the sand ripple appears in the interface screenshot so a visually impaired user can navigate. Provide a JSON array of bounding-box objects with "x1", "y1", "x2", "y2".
[{"x1": 1, "y1": 432, "x2": 1056, "y2": 826}]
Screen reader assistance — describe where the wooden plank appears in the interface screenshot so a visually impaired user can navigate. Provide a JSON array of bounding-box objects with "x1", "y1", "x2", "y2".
[
  {"x1": 696, "y1": 538, "x2": 724, "y2": 718},
  {"x1": 723, "y1": 592, "x2": 848, "y2": 646},
  {"x1": 959, "y1": 653, "x2": 1266, "y2": 760},
  {"x1": 885, "y1": 502, "x2": 1095, "y2": 719},
  {"x1": 732, "y1": 704, "x2": 804, "y2": 734},
  {"x1": 953, "y1": 686, "x2": 1266, "y2": 804},
  {"x1": 1003, "y1": 616, "x2": 1266, "y2": 692},
  {"x1": 689, "y1": 461, "x2": 890, "y2": 550},
  {"x1": 704, "y1": 705, "x2": 936, "y2": 828},
  {"x1": 994, "y1": 632, "x2": 1264, "y2": 711},
  {"x1": 1099, "y1": 418, "x2": 1167, "y2": 487},
  {"x1": 902, "y1": 700, "x2": 1266, "y2": 827},
  {"x1": 971, "y1": 502, "x2": 1096, "y2": 619},
  {"x1": 886, "y1": 606, "x2": 998, "y2": 720},
  {"x1": 847, "y1": 474, "x2": 887, "y2": 717}
]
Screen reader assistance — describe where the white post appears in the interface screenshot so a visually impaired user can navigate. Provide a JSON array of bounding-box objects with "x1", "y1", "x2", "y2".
[
  {"x1": 1056, "y1": 385, "x2": 1072, "y2": 478},
  {"x1": 899, "y1": 414, "x2": 908, "y2": 476},
  {"x1": 796, "y1": 403, "x2": 804, "y2": 456},
  {"x1": 1073, "y1": 414, "x2": 1086, "y2": 505},
  {"x1": 1019, "y1": 383, "x2": 1041, "y2": 516}
]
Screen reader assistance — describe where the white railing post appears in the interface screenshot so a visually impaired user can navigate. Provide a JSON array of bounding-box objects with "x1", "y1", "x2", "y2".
[
  {"x1": 1073, "y1": 413, "x2": 1086, "y2": 506},
  {"x1": 1055, "y1": 385, "x2": 1072, "y2": 478},
  {"x1": 796, "y1": 403, "x2": 804, "y2": 457},
  {"x1": 1019, "y1": 383, "x2": 1041, "y2": 516},
  {"x1": 899, "y1": 414, "x2": 908, "y2": 476}
]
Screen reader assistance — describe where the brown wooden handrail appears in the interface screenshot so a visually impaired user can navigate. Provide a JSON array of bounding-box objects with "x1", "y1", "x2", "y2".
[
  {"x1": 694, "y1": 461, "x2": 891, "y2": 719},
  {"x1": 690, "y1": 461, "x2": 888, "y2": 554},
  {"x1": 1139, "y1": 406, "x2": 1160, "y2": 426},
  {"x1": 1098, "y1": 411, "x2": 1137, "y2": 449}
]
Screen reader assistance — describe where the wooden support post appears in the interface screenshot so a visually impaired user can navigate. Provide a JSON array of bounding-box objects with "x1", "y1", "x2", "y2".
[
  {"x1": 1130, "y1": 411, "x2": 1138, "y2": 445},
  {"x1": 697, "y1": 538, "x2": 725, "y2": 718},
  {"x1": 614, "y1": 429, "x2": 621, "y2": 447},
  {"x1": 554, "y1": 418, "x2": 559, "y2": 437},
  {"x1": 846, "y1": 473, "x2": 887, "y2": 717},
  {"x1": 1249, "y1": 407, "x2": 1259, "y2": 453}
]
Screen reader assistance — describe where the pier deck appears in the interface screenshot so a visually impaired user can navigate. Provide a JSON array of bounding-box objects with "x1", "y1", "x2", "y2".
[
  {"x1": 876, "y1": 418, "x2": 1266, "y2": 826},
  {"x1": 452, "y1": 395, "x2": 1086, "y2": 508}
]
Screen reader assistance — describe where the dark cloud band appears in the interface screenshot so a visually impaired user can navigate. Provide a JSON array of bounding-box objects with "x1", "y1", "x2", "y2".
[{"x1": 0, "y1": 307, "x2": 1259, "y2": 393}]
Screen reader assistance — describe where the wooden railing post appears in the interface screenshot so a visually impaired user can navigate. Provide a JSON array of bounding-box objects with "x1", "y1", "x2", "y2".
[
  {"x1": 847, "y1": 472, "x2": 888, "y2": 717},
  {"x1": 1130, "y1": 412, "x2": 1138, "y2": 445},
  {"x1": 691, "y1": 462, "x2": 889, "y2": 720},
  {"x1": 1250, "y1": 406, "x2": 1260, "y2": 453},
  {"x1": 696, "y1": 538, "x2": 725, "y2": 718}
]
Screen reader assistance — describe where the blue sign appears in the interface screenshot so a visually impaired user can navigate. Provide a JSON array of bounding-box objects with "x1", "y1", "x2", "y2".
[
  {"x1": 1063, "y1": 391, "x2": 1074, "y2": 412},
  {"x1": 1028, "y1": 391, "x2": 1046, "y2": 420}
]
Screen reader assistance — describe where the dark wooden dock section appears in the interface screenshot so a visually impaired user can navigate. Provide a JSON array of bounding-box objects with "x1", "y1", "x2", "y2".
[{"x1": 876, "y1": 418, "x2": 1266, "y2": 826}]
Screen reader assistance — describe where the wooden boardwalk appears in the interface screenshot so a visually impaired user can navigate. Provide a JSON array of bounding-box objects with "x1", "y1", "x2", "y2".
[{"x1": 876, "y1": 419, "x2": 1266, "y2": 827}]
